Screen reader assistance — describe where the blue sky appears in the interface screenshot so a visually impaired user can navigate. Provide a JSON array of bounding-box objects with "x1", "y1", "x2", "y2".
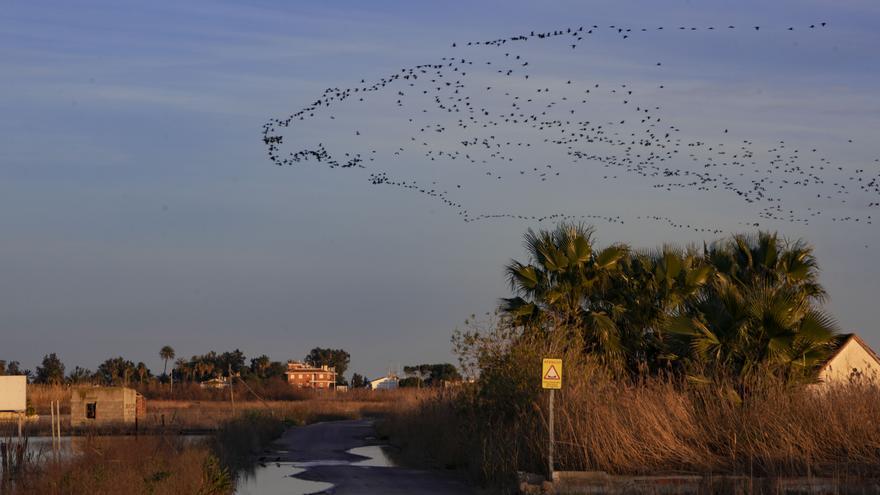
[{"x1": 2, "y1": 1, "x2": 879, "y2": 379}]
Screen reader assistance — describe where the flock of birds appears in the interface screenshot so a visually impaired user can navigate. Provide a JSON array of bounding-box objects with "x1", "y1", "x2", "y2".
[{"x1": 261, "y1": 21, "x2": 878, "y2": 236}]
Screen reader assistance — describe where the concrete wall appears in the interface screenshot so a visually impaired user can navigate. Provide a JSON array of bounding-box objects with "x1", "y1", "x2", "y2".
[
  {"x1": 70, "y1": 387, "x2": 141, "y2": 427},
  {"x1": 819, "y1": 337, "x2": 880, "y2": 385},
  {"x1": 0, "y1": 376, "x2": 26, "y2": 412}
]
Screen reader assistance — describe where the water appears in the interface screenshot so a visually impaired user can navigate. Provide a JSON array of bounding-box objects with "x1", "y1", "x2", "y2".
[
  {"x1": 13, "y1": 435, "x2": 206, "y2": 463},
  {"x1": 235, "y1": 465, "x2": 335, "y2": 495},
  {"x1": 235, "y1": 445, "x2": 396, "y2": 494},
  {"x1": 348, "y1": 445, "x2": 396, "y2": 467}
]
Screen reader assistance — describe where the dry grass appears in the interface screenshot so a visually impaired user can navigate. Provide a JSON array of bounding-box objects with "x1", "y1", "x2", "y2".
[
  {"x1": 381, "y1": 332, "x2": 880, "y2": 486},
  {"x1": 7, "y1": 435, "x2": 231, "y2": 495},
  {"x1": 24, "y1": 385, "x2": 425, "y2": 433},
  {"x1": 26, "y1": 385, "x2": 68, "y2": 414}
]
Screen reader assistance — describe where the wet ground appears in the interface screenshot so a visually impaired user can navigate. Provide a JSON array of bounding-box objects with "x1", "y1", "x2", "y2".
[{"x1": 236, "y1": 419, "x2": 473, "y2": 494}]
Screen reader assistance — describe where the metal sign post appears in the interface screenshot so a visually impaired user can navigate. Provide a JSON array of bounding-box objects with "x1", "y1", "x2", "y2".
[{"x1": 542, "y1": 358, "x2": 562, "y2": 481}]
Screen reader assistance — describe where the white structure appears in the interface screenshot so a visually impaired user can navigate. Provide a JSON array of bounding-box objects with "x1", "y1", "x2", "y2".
[
  {"x1": 370, "y1": 374, "x2": 399, "y2": 390},
  {"x1": 0, "y1": 376, "x2": 26, "y2": 412},
  {"x1": 817, "y1": 334, "x2": 880, "y2": 385}
]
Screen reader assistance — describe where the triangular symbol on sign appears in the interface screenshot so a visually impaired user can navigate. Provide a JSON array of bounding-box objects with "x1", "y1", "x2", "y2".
[{"x1": 544, "y1": 365, "x2": 560, "y2": 380}]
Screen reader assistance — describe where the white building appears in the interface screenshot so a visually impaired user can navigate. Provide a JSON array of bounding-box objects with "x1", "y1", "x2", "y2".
[
  {"x1": 370, "y1": 374, "x2": 399, "y2": 390},
  {"x1": 817, "y1": 334, "x2": 880, "y2": 386},
  {"x1": 0, "y1": 376, "x2": 27, "y2": 425},
  {"x1": 0, "y1": 376, "x2": 26, "y2": 413}
]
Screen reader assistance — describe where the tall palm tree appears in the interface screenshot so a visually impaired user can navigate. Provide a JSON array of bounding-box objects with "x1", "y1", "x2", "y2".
[
  {"x1": 500, "y1": 223, "x2": 628, "y2": 366},
  {"x1": 160, "y1": 345, "x2": 175, "y2": 393},
  {"x1": 160, "y1": 346, "x2": 175, "y2": 377}
]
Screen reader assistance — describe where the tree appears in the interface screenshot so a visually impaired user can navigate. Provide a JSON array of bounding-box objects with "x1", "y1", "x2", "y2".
[
  {"x1": 97, "y1": 357, "x2": 136, "y2": 386},
  {"x1": 608, "y1": 247, "x2": 713, "y2": 372},
  {"x1": 217, "y1": 349, "x2": 246, "y2": 376},
  {"x1": 5, "y1": 361, "x2": 23, "y2": 375},
  {"x1": 667, "y1": 282, "x2": 838, "y2": 383},
  {"x1": 160, "y1": 346, "x2": 175, "y2": 378},
  {"x1": 500, "y1": 223, "x2": 628, "y2": 367},
  {"x1": 666, "y1": 233, "x2": 838, "y2": 383},
  {"x1": 35, "y1": 353, "x2": 66, "y2": 384},
  {"x1": 134, "y1": 362, "x2": 152, "y2": 383},
  {"x1": 304, "y1": 348, "x2": 350, "y2": 384},
  {"x1": 67, "y1": 366, "x2": 93, "y2": 384},
  {"x1": 403, "y1": 363, "x2": 462, "y2": 386},
  {"x1": 173, "y1": 357, "x2": 192, "y2": 383},
  {"x1": 250, "y1": 355, "x2": 272, "y2": 378},
  {"x1": 351, "y1": 373, "x2": 368, "y2": 388}
]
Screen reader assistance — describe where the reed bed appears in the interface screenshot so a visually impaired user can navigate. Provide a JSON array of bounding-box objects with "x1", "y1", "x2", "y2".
[
  {"x1": 6, "y1": 435, "x2": 231, "y2": 495},
  {"x1": 381, "y1": 345, "x2": 880, "y2": 486}
]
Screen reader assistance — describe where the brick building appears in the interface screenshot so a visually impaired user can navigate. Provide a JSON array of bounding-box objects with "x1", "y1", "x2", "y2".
[{"x1": 285, "y1": 361, "x2": 337, "y2": 389}]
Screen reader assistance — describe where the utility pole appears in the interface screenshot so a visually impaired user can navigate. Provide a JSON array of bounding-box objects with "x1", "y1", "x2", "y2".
[{"x1": 229, "y1": 364, "x2": 235, "y2": 416}]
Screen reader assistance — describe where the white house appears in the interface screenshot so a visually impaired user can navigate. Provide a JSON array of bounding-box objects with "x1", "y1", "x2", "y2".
[
  {"x1": 817, "y1": 334, "x2": 880, "y2": 386},
  {"x1": 370, "y1": 374, "x2": 399, "y2": 390}
]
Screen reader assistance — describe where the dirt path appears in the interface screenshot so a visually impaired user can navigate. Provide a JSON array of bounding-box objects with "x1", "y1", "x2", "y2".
[{"x1": 270, "y1": 418, "x2": 474, "y2": 494}]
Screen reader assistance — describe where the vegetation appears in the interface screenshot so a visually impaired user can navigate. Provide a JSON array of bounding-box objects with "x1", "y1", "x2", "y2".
[
  {"x1": 380, "y1": 224, "x2": 877, "y2": 487},
  {"x1": 500, "y1": 223, "x2": 838, "y2": 385},
  {"x1": 400, "y1": 363, "x2": 461, "y2": 387},
  {"x1": 0, "y1": 346, "x2": 364, "y2": 393},
  {"x1": 33, "y1": 354, "x2": 65, "y2": 385},
  {"x1": 350, "y1": 372, "x2": 369, "y2": 388},
  {"x1": 7, "y1": 436, "x2": 231, "y2": 495},
  {"x1": 7, "y1": 390, "x2": 425, "y2": 494},
  {"x1": 304, "y1": 347, "x2": 350, "y2": 385}
]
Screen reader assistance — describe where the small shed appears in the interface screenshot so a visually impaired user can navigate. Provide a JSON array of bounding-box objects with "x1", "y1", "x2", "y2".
[
  {"x1": 817, "y1": 334, "x2": 880, "y2": 385},
  {"x1": 70, "y1": 387, "x2": 145, "y2": 427}
]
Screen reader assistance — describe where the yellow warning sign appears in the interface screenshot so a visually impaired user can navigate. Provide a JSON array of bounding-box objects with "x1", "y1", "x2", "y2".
[{"x1": 542, "y1": 358, "x2": 562, "y2": 389}]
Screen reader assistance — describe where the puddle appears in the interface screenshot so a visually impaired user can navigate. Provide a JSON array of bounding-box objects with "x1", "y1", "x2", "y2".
[
  {"x1": 348, "y1": 445, "x2": 396, "y2": 467},
  {"x1": 234, "y1": 444, "x2": 395, "y2": 493},
  {"x1": 236, "y1": 464, "x2": 334, "y2": 495}
]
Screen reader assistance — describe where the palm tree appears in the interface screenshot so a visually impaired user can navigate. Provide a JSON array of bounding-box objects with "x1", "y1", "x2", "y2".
[
  {"x1": 174, "y1": 357, "x2": 189, "y2": 383},
  {"x1": 706, "y1": 232, "x2": 826, "y2": 301},
  {"x1": 160, "y1": 345, "x2": 175, "y2": 393},
  {"x1": 135, "y1": 362, "x2": 150, "y2": 383},
  {"x1": 667, "y1": 284, "x2": 838, "y2": 381},
  {"x1": 500, "y1": 223, "x2": 629, "y2": 367},
  {"x1": 667, "y1": 233, "x2": 839, "y2": 383},
  {"x1": 612, "y1": 247, "x2": 713, "y2": 370},
  {"x1": 160, "y1": 346, "x2": 175, "y2": 377}
]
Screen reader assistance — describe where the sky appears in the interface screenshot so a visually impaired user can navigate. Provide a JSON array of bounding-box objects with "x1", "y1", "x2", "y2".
[{"x1": 2, "y1": 0, "x2": 879, "y2": 379}]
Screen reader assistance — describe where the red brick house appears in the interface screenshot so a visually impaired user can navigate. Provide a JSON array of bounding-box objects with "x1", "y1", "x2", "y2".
[{"x1": 285, "y1": 361, "x2": 337, "y2": 389}]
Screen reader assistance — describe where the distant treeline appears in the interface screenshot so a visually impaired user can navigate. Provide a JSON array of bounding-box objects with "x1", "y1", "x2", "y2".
[
  {"x1": 2, "y1": 348, "x2": 462, "y2": 390},
  {"x1": 1, "y1": 347, "x2": 353, "y2": 386}
]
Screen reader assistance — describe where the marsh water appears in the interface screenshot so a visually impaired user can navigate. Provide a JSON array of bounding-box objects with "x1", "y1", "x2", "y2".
[{"x1": 235, "y1": 445, "x2": 396, "y2": 494}]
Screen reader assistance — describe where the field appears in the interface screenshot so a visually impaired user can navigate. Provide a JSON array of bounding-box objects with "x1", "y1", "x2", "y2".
[
  {"x1": 3, "y1": 388, "x2": 427, "y2": 494},
  {"x1": 380, "y1": 366, "x2": 880, "y2": 486},
  {"x1": 20, "y1": 384, "x2": 421, "y2": 433}
]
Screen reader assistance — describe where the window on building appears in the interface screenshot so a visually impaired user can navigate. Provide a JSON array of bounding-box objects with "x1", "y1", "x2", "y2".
[{"x1": 86, "y1": 402, "x2": 97, "y2": 419}]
